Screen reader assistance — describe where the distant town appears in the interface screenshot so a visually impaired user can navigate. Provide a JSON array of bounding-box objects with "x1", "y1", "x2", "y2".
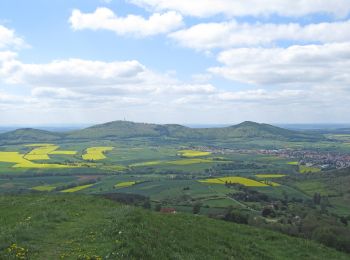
[{"x1": 193, "y1": 146, "x2": 350, "y2": 170}]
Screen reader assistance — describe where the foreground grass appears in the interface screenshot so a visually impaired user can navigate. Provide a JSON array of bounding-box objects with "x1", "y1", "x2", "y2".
[{"x1": 0, "y1": 194, "x2": 349, "y2": 260}]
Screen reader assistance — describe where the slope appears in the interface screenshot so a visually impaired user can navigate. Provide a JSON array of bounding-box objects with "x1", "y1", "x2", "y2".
[{"x1": 0, "y1": 194, "x2": 348, "y2": 259}]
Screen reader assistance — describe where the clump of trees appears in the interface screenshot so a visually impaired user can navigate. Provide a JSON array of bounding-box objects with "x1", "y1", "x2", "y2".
[{"x1": 222, "y1": 190, "x2": 350, "y2": 253}]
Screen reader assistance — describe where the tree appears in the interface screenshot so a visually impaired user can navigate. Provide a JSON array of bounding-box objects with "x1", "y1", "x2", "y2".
[
  {"x1": 340, "y1": 216, "x2": 348, "y2": 226},
  {"x1": 192, "y1": 202, "x2": 202, "y2": 214},
  {"x1": 224, "y1": 209, "x2": 249, "y2": 224},
  {"x1": 155, "y1": 204, "x2": 162, "y2": 212},
  {"x1": 262, "y1": 207, "x2": 276, "y2": 218},
  {"x1": 313, "y1": 193, "x2": 321, "y2": 205},
  {"x1": 143, "y1": 200, "x2": 151, "y2": 209}
]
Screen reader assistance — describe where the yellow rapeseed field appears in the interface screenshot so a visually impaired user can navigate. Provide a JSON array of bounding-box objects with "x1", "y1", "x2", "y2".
[
  {"x1": 50, "y1": 151, "x2": 77, "y2": 155},
  {"x1": 24, "y1": 145, "x2": 59, "y2": 160},
  {"x1": 115, "y1": 181, "x2": 136, "y2": 188},
  {"x1": 23, "y1": 144, "x2": 77, "y2": 160},
  {"x1": 0, "y1": 152, "x2": 36, "y2": 167},
  {"x1": 199, "y1": 177, "x2": 269, "y2": 187},
  {"x1": 0, "y1": 152, "x2": 76, "y2": 168},
  {"x1": 61, "y1": 184, "x2": 94, "y2": 193},
  {"x1": 287, "y1": 161, "x2": 299, "y2": 165},
  {"x1": 178, "y1": 150, "x2": 211, "y2": 157},
  {"x1": 82, "y1": 147, "x2": 114, "y2": 161},
  {"x1": 130, "y1": 161, "x2": 163, "y2": 167},
  {"x1": 255, "y1": 174, "x2": 286, "y2": 178}
]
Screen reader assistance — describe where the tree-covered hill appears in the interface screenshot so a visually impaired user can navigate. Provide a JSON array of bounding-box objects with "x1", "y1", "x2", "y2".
[
  {"x1": 0, "y1": 128, "x2": 63, "y2": 145},
  {"x1": 66, "y1": 120, "x2": 324, "y2": 141},
  {"x1": 0, "y1": 121, "x2": 326, "y2": 145}
]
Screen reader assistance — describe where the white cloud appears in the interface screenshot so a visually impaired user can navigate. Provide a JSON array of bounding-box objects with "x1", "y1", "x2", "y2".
[
  {"x1": 69, "y1": 7, "x2": 183, "y2": 37},
  {"x1": 0, "y1": 25, "x2": 25, "y2": 49},
  {"x1": 209, "y1": 42, "x2": 350, "y2": 86},
  {"x1": 31, "y1": 87, "x2": 84, "y2": 99},
  {"x1": 216, "y1": 89, "x2": 306, "y2": 102},
  {"x1": 170, "y1": 20, "x2": 350, "y2": 51},
  {"x1": 2, "y1": 58, "x2": 151, "y2": 86},
  {"x1": 128, "y1": 0, "x2": 350, "y2": 18},
  {"x1": 0, "y1": 51, "x2": 20, "y2": 79},
  {"x1": 161, "y1": 83, "x2": 216, "y2": 95},
  {"x1": 0, "y1": 53, "x2": 218, "y2": 101}
]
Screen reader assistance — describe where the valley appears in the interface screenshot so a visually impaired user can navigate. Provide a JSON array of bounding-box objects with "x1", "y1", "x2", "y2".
[{"x1": 1, "y1": 121, "x2": 350, "y2": 258}]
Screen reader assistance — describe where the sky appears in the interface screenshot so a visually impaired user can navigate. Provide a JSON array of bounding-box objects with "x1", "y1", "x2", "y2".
[{"x1": 0, "y1": 0, "x2": 350, "y2": 125}]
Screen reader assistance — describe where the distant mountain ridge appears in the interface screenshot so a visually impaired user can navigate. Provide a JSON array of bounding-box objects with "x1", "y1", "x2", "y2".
[{"x1": 0, "y1": 120, "x2": 325, "y2": 145}]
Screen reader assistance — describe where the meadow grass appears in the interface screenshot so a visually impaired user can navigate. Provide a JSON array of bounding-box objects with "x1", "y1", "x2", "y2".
[
  {"x1": 25, "y1": 143, "x2": 55, "y2": 147},
  {"x1": 167, "y1": 158, "x2": 214, "y2": 165},
  {"x1": 295, "y1": 181, "x2": 332, "y2": 196},
  {"x1": 31, "y1": 185, "x2": 56, "y2": 191},
  {"x1": 1, "y1": 194, "x2": 348, "y2": 259},
  {"x1": 130, "y1": 158, "x2": 215, "y2": 167}
]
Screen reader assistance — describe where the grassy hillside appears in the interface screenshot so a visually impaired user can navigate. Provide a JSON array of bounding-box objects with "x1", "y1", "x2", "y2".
[{"x1": 0, "y1": 194, "x2": 348, "y2": 259}]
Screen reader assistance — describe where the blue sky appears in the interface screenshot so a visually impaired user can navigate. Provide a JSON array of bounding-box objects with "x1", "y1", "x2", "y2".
[{"x1": 1, "y1": 0, "x2": 350, "y2": 125}]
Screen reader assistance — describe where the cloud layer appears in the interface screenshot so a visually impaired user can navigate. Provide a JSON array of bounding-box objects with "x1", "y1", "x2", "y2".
[
  {"x1": 170, "y1": 20, "x2": 350, "y2": 50},
  {"x1": 128, "y1": 0, "x2": 350, "y2": 18},
  {"x1": 210, "y1": 42, "x2": 350, "y2": 86},
  {"x1": 69, "y1": 7, "x2": 183, "y2": 37}
]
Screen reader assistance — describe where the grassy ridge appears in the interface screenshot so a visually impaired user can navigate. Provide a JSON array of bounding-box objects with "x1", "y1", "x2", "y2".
[{"x1": 0, "y1": 194, "x2": 348, "y2": 259}]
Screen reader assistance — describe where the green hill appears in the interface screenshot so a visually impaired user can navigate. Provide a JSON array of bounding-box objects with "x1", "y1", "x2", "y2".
[
  {"x1": 0, "y1": 128, "x2": 62, "y2": 145},
  {"x1": 0, "y1": 121, "x2": 325, "y2": 144},
  {"x1": 65, "y1": 120, "x2": 323, "y2": 141},
  {"x1": 0, "y1": 194, "x2": 348, "y2": 259}
]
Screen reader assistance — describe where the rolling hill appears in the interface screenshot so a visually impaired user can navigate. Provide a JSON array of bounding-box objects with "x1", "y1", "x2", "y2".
[
  {"x1": 0, "y1": 194, "x2": 348, "y2": 259},
  {"x1": 0, "y1": 128, "x2": 63, "y2": 145},
  {"x1": 0, "y1": 121, "x2": 325, "y2": 144},
  {"x1": 66, "y1": 120, "x2": 324, "y2": 141}
]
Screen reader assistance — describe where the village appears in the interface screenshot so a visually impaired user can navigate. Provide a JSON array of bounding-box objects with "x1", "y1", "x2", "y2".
[{"x1": 192, "y1": 146, "x2": 350, "y2": 170}]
